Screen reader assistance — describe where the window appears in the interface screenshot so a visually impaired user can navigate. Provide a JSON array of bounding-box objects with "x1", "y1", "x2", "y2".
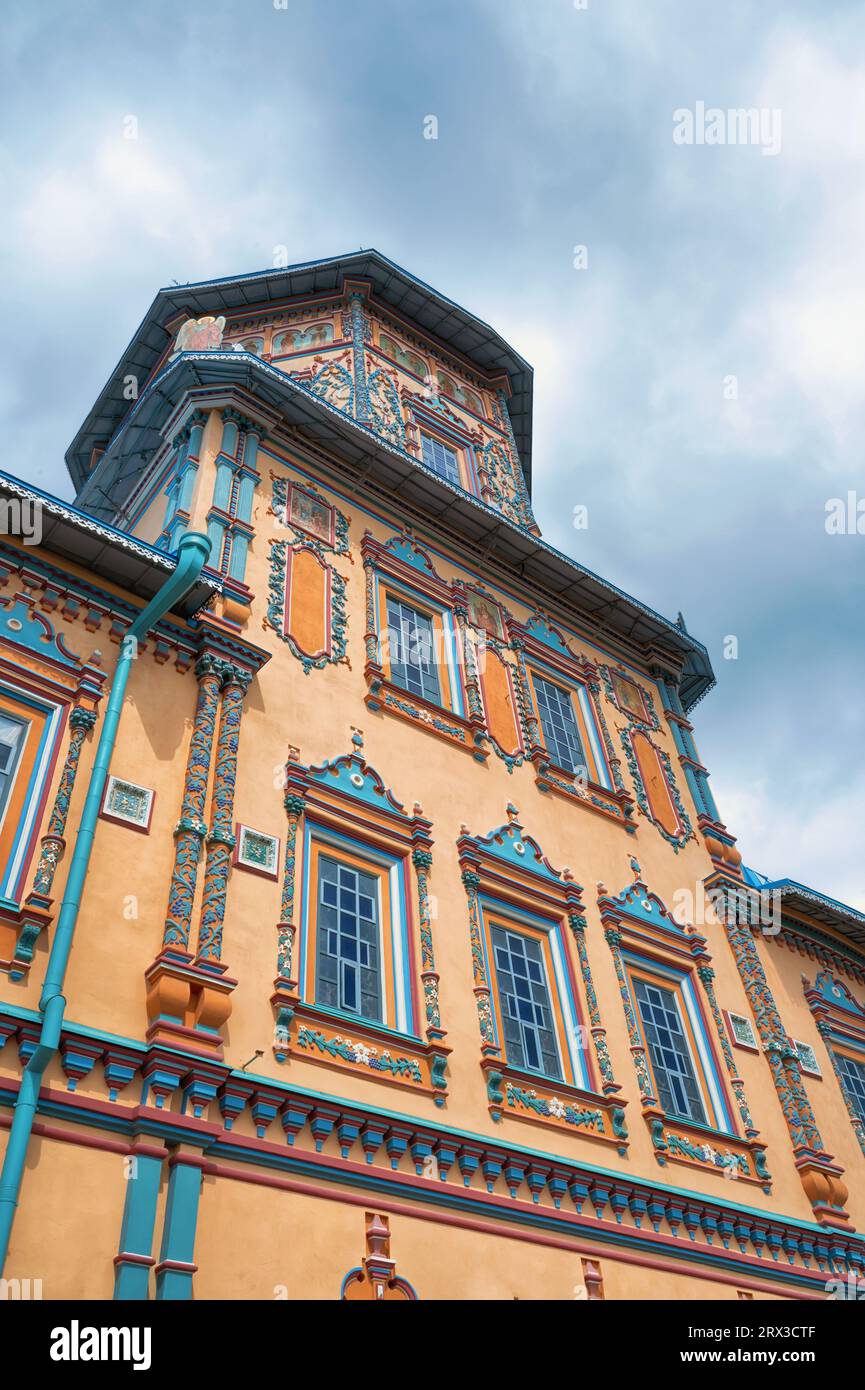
[
  {"x1": 634, "y1": 977, "x2": 707, "y2": 1124},
  {"x1": 0, "y1": 688, "x2": 64, "y2": 905},
  {"x1": 492, "y1": 924, "x2": 562, "y2": 1080},
  {"x1": 0, "y1": 712, "x2": 29, "y2": 826},
  {"x1": 385, "y1": 596, "x2": 440, "y2": 705},
  {"x1": 421, "y1": 433, "x2": 460, "y2": 486},
  {"x1": 316, "y1": 856, "x2": 382, "y2": 1021},
  {"x1": 533, "y1": 674, "x2": 587, "y2": 775},
  {"x1": 836, "y1": 1053, "x2": 865, "y2": 1124}
]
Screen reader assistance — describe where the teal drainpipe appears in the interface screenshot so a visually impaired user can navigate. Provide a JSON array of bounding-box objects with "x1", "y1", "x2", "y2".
[{"x1": 0, "y1": 530, "x2": 211, "y2": 1275}]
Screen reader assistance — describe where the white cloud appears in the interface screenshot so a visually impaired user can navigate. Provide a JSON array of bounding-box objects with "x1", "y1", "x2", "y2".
[{"x1": 717, "y1": 772, "x2": 865, "y2": 913}]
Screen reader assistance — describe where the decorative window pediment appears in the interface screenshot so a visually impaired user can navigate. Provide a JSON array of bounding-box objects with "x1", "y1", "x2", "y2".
[
  {"x1": 803, "y1": 970, "x2": 865, "y2": 1156},
  {"x1": 599, "y1": 860, "x2": 770, "y2": 1190},
  {"x1": 361, "y1": 531, "x2": 488, "y2": 762},
  {"x1": 270, "y1": 730, "x2": 450, "y2": 1105},
  {"x1": 458, "y1": 803, "x2": 627, "y2": 1151},
  {"x1": 507, "y1": 610, "x2": 635, "y2": 831}
]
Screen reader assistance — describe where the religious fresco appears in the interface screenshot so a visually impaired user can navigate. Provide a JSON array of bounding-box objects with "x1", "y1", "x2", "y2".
[
  {"x1": 436, "y1": 369, "x2": 484, "y2": 418},
  {"x1": 379, "y1": 330, "x2": 427, "y2": 379},
  {"x1": 466, "y1": 589, "x2": 506, "y2": 642},
  {"x1": 273, "y1": 322, "x2": 335, "y2": 354},
  {"x1": 172, "y1": 315, "x2": 226, "y2": 354},
  {"x1": 288, "y1": 484, "x2": 333, "y2": 545}
]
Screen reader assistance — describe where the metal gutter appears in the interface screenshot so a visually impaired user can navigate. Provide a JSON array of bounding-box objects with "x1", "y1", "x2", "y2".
[
  {"x1": 0, "y1": 530, "x2": 212, "y2": 1274},
  {"x1": 0, "y1": 468, "x2": 221, "y2": 616}
]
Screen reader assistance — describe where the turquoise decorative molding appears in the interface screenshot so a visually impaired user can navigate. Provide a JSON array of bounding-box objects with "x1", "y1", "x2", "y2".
[
  {"x1": 506, "y1": 1083, "x2": 605, "y2": 1133},
  {"x1": 296, "y1": 1025, "x2": 423, "y2": 1083},
  {"x1": 266, "y1": 538, "x2": 348, "y2": 675}
]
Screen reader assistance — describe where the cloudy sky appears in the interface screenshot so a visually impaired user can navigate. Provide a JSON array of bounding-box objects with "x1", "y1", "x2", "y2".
[{"x1": 1, "y1": 0, "x2": 862, "y2": 907}]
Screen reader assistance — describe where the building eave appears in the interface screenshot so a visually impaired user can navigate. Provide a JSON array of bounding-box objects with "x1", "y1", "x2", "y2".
[
  {"x1": 64, "y1": 248, "x2": 534, "y2": 499},
  {"x1": 0, "y1": 468, "x2": 222, "y2": 619},
  {"x1": 72, "y1": 351, "x2": 716, "y2": 709},
  {"x1": 743, "y1": 867, "x2": 865, "y2": 953}
]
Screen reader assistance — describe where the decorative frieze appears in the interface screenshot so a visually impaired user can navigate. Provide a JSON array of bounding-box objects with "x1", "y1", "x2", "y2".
[{"x1": 5, "y1": 1003, "x2": 859, "y2": 1292}]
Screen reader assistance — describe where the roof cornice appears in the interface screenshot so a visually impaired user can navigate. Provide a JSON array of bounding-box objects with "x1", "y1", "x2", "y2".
[
  {"x1": 0, "y1": 468, "x2": 221, "y2": 620},
  {"x1": 65, "y1": 249, "x2": 534, "y2": 497},
  {"x1": 72, "y1": 351, "x2": 715, "y2": 710}
]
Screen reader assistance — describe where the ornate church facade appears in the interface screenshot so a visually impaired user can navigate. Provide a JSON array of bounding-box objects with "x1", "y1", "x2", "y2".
[{"x1": 0, "y1": 251, "x2": 863, "y2": 1300}]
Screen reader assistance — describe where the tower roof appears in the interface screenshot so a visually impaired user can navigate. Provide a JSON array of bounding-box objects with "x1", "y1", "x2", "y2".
[{"x1": 65, "y1": 249, "x2": 534, "y2": 496}]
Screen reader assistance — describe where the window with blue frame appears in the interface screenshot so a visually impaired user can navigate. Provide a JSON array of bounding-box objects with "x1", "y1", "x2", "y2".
[
  {"x1": 0, "y1": 711, "x2": 29, "y2": 826},
  {"x1": 421, "y1": 432, "x2": 460, "y2": 486},
  {"x1": 385, "y1": 596, "x2": 441, "y2": 705},
  {"x1": 837, "y1": 1053, "x2": 865, "y2": 1125},
  {"x1": 532, "y1": 673, "x2": 587, "y2": 775},
  {"x1": 316, "y1": 856, "x2": 382, "y2": 1021},
  {"x1": 634, "y1": 977, "x2": 707, "y2": 1123},
  {"x1": 491, "y1": 923, "x2": 562, "y2": 1080}
]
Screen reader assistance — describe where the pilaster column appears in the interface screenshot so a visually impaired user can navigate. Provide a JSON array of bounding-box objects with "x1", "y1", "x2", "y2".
[
  {"x1": 723, "y1": 918, "x2": 824, "y2": 1151},
  {"x1": 349, "y1": 292, "x2": 370, "y2": 421},
  {"x1": 196, "y1": 662, "x2": 252, "y2": 963},
  {"x1": 461, "y1": 868, "x2": 496, "y2": 1052},
  {"x1": 225, "y1": 425, "x2": 261, "y2": 585},
  {"x1": 453, "y1": 604, "x2": 485, "y2": 723},
  {"x1": 207, "y1": 411, "x2": 240, "y2": 562},
  {"x1": 113, "y1": 1139, "x2": 167, "y2": 1300},
  {"x1": 30, "y1": 705, "x2": 97, "y2": 897},
  {"x1": 718, "y1": 907, "x2": 850, "y2": 1225},
  {"x1": 276, "y1": 791, "x2": 305, "y2": 987},
  {"x1": 696, "y1": 963, "x2": 758, "y2": 1138},
  {"x1": 154, "y1": 1150, "x2": 204, "y2": 1300},
  {"x1": 162, "y1": 654, "x2": 222, "y2": 951},
  {"x1": 495, "y1": 387, "x2": 536, "y2": 530},
  {"x1": 511, "y1": 642, "x2": 541, "y2": 751},
  {"x1": 412, "y1": 843, "x2": 442, "y2": 1037},
  {"x1": 604, "y1": 927, "x2": 656, "y2": 1105},
  {"x1": 567, "y1": 905, "x2": 618, "y2": 1095}
]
